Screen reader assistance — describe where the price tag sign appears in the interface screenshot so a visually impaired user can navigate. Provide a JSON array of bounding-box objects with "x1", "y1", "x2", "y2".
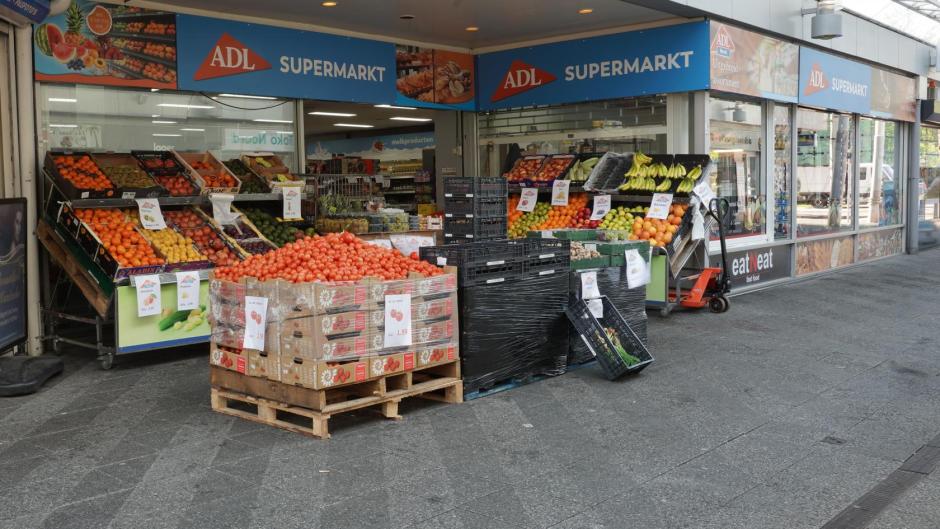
[
  {"x1": 121, "y1": 191, "x2": 136, "y2": 200},
  {"x1": 580, "y1": 270, "x2": 601, "y2": 299},
  {"x1": 551, "y1": 180, "x2": 571, "y2": 206},
  {"x1": 243, "y1": 296, "x2": 268, "y2": 350},
  {"x1": 367, "y1": 239, "x2": 393, "y2": 249},
  {"x1": 587, "y1": 298, "x2": 604, "y2": 319},
  {"x1": 590, "y1": 194, "x2": 611, "y2": 220},
  {"x1": 281, "y1": 184, "x2": 303, "y2": 220},
  {"x1": 135, "y1": 274, "x2": 162, "y2": 318},
  {"x1": 135, "y1": 198, "x2": 166, "y2": 230},
  {"x1": 625, "y1": 249, "x2": 651, "y2": 288},
  {"x1": 517, "y1": 187, "x2": 538, "y2": 212},
  {"x1": 647, "y1": 193, "x2": 673, "y2": 220},
  {"x1": 383, "y1": 294, "x2": 412, "y2": 347},
  {"x1": 693, "y1": 180, "x2": 716, "y2": 208},
  {"x1": 209, "y1": 193, "x2": 239, "y2": 226},
  {"x1": 390, "y1": 234, "x2": 435, "y2": 257},
  {"x1": 175, "y1": 271, "x2": 200, "y2": 311}
]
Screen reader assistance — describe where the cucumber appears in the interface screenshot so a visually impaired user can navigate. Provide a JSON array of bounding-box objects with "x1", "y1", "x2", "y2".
[{"x1": 158, "y1": 310, "x2": 190, "y2": 331}]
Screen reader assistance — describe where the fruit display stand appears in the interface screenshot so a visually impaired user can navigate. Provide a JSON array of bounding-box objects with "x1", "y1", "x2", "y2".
[{"x1": 38, "y1": 151, "x2": 305, "y2": 369}]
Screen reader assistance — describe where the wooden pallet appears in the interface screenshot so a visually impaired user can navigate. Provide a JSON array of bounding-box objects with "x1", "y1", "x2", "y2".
[{"x1": 209, "y1": 361, "x2": 462, "y2": 439}]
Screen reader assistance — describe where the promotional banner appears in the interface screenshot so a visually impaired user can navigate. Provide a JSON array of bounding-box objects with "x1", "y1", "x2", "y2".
[
  {"x1": 307, "y1": 131, "x2": 434, "y2": 161},
  {"x1": 395, "y1": 45, "x2": 475, "y2": 110},
  {"x1": 726, "y1": 245, "x2": 791, "y2": 288},
  {"x1": 709, "y1": 22, "x2": 798, "y2": 103},
  {"x1": 116, "y1": 282, "x2": 209, "y2": 352},
  {"x1": 799, "y1": 47, "x2": 916, "y2": 122},
  {"x1": 476, "y1": 21, "x2": 710, "y2": 110},
  {"x1": 2, "y1": 0, "x2": 50, "y2": 24},
  {"x1": 222, "y1": 128, "x2": 294, "y2": 153},
  {"x1": 177, "y1": 15, "x2": 395, "y2": 103},
  {"x1": 34, "y1": 1, "x2": 178, "y2": 89},
  {"x1": 0, "y1": 200, "x2": 27, "y2": 352},
  {"x1": 795, "y1": 236, "x2": 854, "y2": 275},
  {"x1": 857, "y1": 228, "x2": 903, "y2": 261}
]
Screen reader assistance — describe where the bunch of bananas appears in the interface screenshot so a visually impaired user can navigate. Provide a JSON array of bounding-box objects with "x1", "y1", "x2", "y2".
[
  {"x1": 566, "y1": 157, "x2": 599, "y2": 182},
  {"x1": 675, "y1": 165, "x2": 704, "y2": 193}
]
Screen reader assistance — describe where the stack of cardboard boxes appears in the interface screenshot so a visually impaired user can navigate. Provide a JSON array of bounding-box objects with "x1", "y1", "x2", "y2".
[{"x1": 209, "y1": 269, "x2": 459, "y2": 391}]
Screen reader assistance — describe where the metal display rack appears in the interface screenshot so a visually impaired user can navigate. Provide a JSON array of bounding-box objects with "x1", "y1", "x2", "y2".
[{"x1": 38, "y1": 160, "x2": 298, "y2": 369}]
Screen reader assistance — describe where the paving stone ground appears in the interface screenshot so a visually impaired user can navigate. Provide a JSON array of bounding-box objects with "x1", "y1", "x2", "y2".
[{"x1": 2, "y1": 251, "x2": 939, "y2": 529}]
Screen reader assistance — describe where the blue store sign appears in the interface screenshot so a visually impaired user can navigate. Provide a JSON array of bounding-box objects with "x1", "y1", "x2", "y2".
[
  {"x1": 798, "y1": 47, "x2": 872, "y2": 115},
  {"x1": 177, "y1": 15, "x2": 397, "y2": 104},
  {"x1": 476, "y1": 21, "x2": 710, "y2": 110}
]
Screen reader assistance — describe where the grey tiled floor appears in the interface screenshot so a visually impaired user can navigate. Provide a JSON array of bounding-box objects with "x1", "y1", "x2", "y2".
[{"x1": 3, "y1": 251, "x2": 940, "y2": 528}]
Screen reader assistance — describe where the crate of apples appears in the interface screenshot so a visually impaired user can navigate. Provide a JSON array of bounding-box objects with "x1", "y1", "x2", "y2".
[
  {"x1": 49, "y1": 154, "x2": 115, "y2": 198},
  {"x1": 531, "y1": 155, "x2": 575, "y2": 183},
  {"x1": 504, "y1": 156, "x2": 545, "y2": 182},
  {"x1": 164, "y1": 209, "x2": 241, "y2": 267},
  {"x1": 188, "y1": 159, "x2": 240, "y2": 193}
]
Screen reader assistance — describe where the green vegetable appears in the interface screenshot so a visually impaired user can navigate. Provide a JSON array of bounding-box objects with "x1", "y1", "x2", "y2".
[{"x1": 159, "y1": 310, "x2": 190, "y2": 331}]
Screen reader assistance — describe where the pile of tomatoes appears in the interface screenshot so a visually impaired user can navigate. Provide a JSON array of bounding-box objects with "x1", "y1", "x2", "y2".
[
  {"x1": 214, "y1": 231, "x2": 443, "y2": 283},
  {"x1": 54, "y1": 155, "x2": 114, "y2": 193},
  {"x1": 155, "y1": 175, "x2": 196, "y2": 196},
  {"x1": 76, "y1": 208, "x2": 163, "y2": 267}
]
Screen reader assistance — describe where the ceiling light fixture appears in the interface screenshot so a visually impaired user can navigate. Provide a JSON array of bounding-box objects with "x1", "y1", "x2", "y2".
[
  {"x1": 374, "y1": 104, "x2": 417, "y2": 110},
  {"x1": 152, "y1": 133, "x2": 181, "y2": 137},
  {"x1": 399, "y1": 14, "x2": 415, "y2": 19},
  {"x1": 152, "y1": 120, "x2": 177, "y2": 124},
  {"x1": 334, "y1": 123, "x2": 374, "y2": 128},
  {"x1": 180, "y1": 128, "x2": 205, "y2": 132},
  {"x1": 252, "y1": 118, "x2": 293, "y2": 123},
  {"x1": 390, "y1": 116, "x2": 432, "y2": 122},
  {"x1": 150, "y1": 88, "x2": 160, "y2": 92},
  {"x1": 465, "y1": 26, "x2": 479, "y2": 32},
  {"x1": 157, "y1": 103, "x2": 214, "y2": 109},
  {"x1": 48, "y1": 97, "x2": 77, "y2": 103},
  {"x1": 321, "y1": 1, "x2": 337, "y2": 6},
  {"x1": 218, "y1": 93, "x2": 277, "y2": 100},
  {"x1": 151, "y1": 114, "x2": 160, "y2": 118},
  {"x1": 49, "y1": 124, "x2": 78, "y2": 128},
  {"x1": 309, "y1": 111, "x2": 357, "y2": 117},
  {"x1": 578, "y1": 8, "x2": 593, "y2": 14}
]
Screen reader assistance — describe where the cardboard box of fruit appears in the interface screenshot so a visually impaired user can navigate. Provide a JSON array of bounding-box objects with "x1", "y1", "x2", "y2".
[
  {"x1": 503, "y1": 155, "x2": 546, "y2": 182},
  {"x1": 240, "y1": 152, "x2": 298, "y2": 185},
  {"x1": 280, "y1": 311, "x2": 369, "y2": 345},
  {"x1": 91, "y1": 153, "x2": 164, "y2": 198},
  {"x1": 175, "y1": 151, "x2": 242, "y2": 194},
  {"x1": 69, "y1": 208, "x2": 166, "y2": 280},
  {"x1": 210, "y1": 344, "x2": 248, "y2": 374},
  {"x1": 247, "y1": 350, "x2": 280, "y2": 381},
  {"x1": 529, "y1": 154, "x2": 576, "y2": 185},
  {"x1": 414, "y1": 343, "x2": 458, "y2": 369},
  {"x1": 279, "y1": 356, "x2": 368, "y2": 390},
  {"x1": 45, "y1": 151, "x2": 117, "y2": 200}
]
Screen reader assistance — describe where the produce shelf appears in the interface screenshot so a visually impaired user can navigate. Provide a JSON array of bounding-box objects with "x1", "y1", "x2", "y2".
[
  {"x1": 111, "y1": 48, "x2": 176, "y2": 68},
  {"x1": 109, "y1": 10, "x2": 175, "y2": 21},
  {"x1": 107, "y1": 31, "x2": 177, "y2": 44}
]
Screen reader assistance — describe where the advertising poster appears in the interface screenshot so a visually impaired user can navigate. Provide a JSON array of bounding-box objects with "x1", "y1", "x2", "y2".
[
  {"x1": 709, "y1": 22, "x2": 798, "y2": 102},
  {"x1": 871, "y1": 69, "x2": 916, "y2": 122},
  {"x1": 177, "y1": 15, "x2": 396, "y2": 104},
  {"x1": 795, "y1": 236, "x2": 854, "y2": 275},
  {"x1": 34, "y1": 1, "x2": 178, "y2": 89},
  {"x1": 476, "y1": 21, "x2": 709, "y2": 110},
  {"x1": 726, "y1": 245, "x2": 791, "y2": 288},
  {"x1": 395, "y1": 46, "x2": 475, "y2": 110},
  {"x1": 307, "y1": 131, "x2": 434, "y2": 161},
  {"x1": 857, "y1": 228, "x2": 903, "y2": 261},
  {"x1": 116, "y1": 281, "x2": 210, "y2": 352},
  {"x1": 0, "y1": 200, "x2": 27, "y2": 352}
]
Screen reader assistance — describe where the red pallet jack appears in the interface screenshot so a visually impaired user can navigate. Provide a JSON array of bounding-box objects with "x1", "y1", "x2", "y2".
[{"x1": 671, "y1": 198, "x2": 731, "y2": 313}]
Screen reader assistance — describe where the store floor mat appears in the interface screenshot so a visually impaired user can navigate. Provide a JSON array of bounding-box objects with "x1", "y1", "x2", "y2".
[{"x1": 209, "y1": 363, "x2": 462, "y2": 439}]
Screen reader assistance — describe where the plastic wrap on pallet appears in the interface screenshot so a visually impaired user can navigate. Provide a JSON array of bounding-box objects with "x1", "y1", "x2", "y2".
[
  {"x1": 568, "y1": 267, "x2": 647, "y2": 365},
  {"x1": 459, "y1": 272, "x2": 569, "y2": 393}
]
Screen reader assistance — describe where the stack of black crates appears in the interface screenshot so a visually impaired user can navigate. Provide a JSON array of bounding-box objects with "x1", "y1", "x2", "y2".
[
  {"x1": 420, "y1": 238, "x2": 571, "y2": 393},
  {"x1": 442, "y1": 177, "x2": 508, "y2": 245}
]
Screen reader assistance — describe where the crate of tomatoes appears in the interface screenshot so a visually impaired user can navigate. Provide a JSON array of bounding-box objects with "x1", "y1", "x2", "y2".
[
  {"x1": 45, "y1": 151, "x2": 117, "y2": 200},
  {"x1": 175, "y1": 151, "x2": 241, "y2": 194},
  {"x1": 132, "y1": 150, "x2": 200, "y2": 196},
  {"x1": 71, "y1": 208, "x2": 165, "y2": 280}
]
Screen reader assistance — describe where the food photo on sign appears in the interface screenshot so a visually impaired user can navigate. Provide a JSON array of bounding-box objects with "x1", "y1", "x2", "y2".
[{"x1": 34, "y1": 1, "x2": 178, "y2": 89}]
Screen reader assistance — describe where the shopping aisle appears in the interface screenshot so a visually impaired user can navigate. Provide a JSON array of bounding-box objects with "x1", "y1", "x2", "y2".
[{"x1": 2, "y1": 251, "x2": 940, "y2": 529}]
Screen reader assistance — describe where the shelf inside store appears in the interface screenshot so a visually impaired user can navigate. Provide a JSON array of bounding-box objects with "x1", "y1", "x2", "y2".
[
  {"x1": 508, "y1": 181, "x2": 585, "y2": 193},
  {"x1": 109, "y1": 10, "x2": 176, "y2": 21},
  {"x1": 383, "y1": 190, "x2": 416, "y2": 195},
  {"x1": 388, "y1": 175, "x2": 415, "y2": 180}
]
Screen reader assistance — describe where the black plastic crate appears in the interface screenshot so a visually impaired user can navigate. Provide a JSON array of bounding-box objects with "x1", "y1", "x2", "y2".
[
  {"x1": 565, "y1": 296, "x2": 653, "y2": 380},
  {"x1": 462, "y1": 260, "x2": 524, "y2": 286},
  {"x1": 476, "y1": 217, "x2": 506, "y2": 240},
  {"x1": 443, "y1": 218, "x2": 474, "y2": 237},
  {"x1": 443, "y1": 177, "x2": 507, "y2": 199},
  {"x1": 524, "y1": 238, "x2": 571, "y2": 259},
  {"x1": 443, "y1": 197, "x2": 506, "y2": 219},
  {"x1": 420, "y1": 240, "x2": 525, "y2": 267},
  {"x1": 524, "y1": 254, "x2": 571, "y2": 278}
]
